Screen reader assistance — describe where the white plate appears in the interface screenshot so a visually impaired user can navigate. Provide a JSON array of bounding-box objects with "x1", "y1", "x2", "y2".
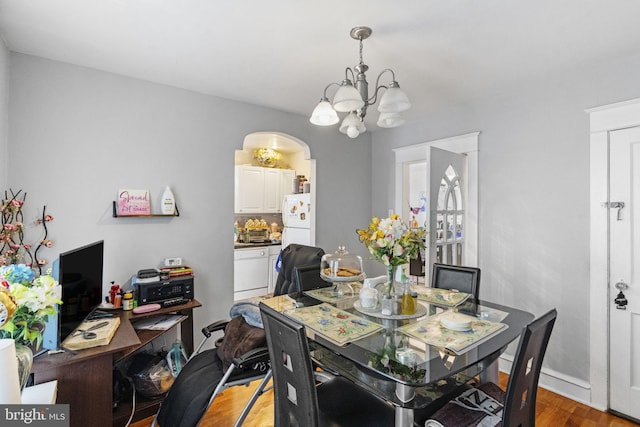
[{"x1": 440, "y1": 311, "x2": 473, "y2": 331}]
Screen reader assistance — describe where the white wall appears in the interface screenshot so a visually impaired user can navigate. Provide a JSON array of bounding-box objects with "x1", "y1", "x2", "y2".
[
  {"x1": 373, "y1": 49, "x2": 640, "y2": 402},
  {"x1": 0, "y1": 37, "x2": 8, "y2": 189},
  {"x1": 7, "y1": 53, "x2": 373, "y2": 338}
]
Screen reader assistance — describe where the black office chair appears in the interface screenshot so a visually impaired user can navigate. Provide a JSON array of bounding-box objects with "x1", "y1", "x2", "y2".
[
  {"x1": 431, "y1": 263, "x2": 481, "y2": 300},
  {"x1": 152, "y1": 244, "x2": 325, "y2": 427},
  {"x1": 259, "y1": 302, "x2": 395, "y2": 426},
  {"x1": 423, "y1": 308, "x2": 557, "y2": 427}
]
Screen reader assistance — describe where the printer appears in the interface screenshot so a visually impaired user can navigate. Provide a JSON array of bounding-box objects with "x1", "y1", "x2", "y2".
[{"x1": 134, "y1": 270, "x2": 194, "y2": 307}]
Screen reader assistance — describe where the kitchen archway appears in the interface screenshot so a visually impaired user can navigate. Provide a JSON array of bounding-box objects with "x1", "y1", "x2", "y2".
[{"x1": 233, "y1": 132, "x2": 316, "y2": 299}]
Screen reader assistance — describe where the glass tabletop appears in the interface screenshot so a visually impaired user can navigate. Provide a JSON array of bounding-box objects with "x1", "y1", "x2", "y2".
[{"x1": 284, "y1": 292, "x2": 534, "y2": 409}]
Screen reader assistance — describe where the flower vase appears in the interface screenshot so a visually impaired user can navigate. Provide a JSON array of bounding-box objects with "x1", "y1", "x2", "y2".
[
  {"x1": 15, "y1": 342, "x2": 33, "y2": 391},
  {"x1": 386, "y1": 265, "x2": 405, "y2": 297}
]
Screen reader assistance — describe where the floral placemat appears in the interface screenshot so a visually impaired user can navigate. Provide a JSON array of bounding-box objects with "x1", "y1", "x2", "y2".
[
  {"x1": 413, "y1": 287, "x2": 471, "y2": 307},
  {"x1": 284, "y1": 303, "x2": 383, "y2": 346},
  {"x1": 304, "y1": 284, "x2": 360, "y2": 304},
  {"x1": 260, "y1": 294, "x2": 299, "y2": 313},
  {"x1": 397, "y1": 311, "x2": 507, "y2": 355}
]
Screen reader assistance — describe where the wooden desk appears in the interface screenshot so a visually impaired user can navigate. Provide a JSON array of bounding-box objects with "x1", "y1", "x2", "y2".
[{"x1": 31, "y1": 300, "x2": 201, "y2": 427}]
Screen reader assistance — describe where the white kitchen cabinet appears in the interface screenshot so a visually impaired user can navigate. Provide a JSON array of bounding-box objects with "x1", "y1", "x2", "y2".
[
  {"x1": 234, "y1": 165, "x2": 295, "y2": 213},
  {"x1": 234, "y1": 166, "x2": 265, "y2": 213},
  {"x1": 281, "y1": 169, "x2": 295, "y2": 199},
  {"x1": 268, "y1": 245, "x2": 282, "y2": 293},
  {"x1": 263, "y1": 168, "x2": 281, "y2": 212},
  {"x1": 234, "y1": 247, "x2": 269, "y2": 301}
]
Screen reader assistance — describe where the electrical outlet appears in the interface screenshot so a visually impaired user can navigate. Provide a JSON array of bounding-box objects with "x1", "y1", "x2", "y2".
[{"x1": 164, "y1": 257, "x2": 183, "y2": 267}]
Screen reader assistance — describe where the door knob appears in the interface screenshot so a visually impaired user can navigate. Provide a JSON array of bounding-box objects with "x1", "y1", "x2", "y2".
[{"x1": 615, "y1": 281, "x2": 629, "y2": 291}]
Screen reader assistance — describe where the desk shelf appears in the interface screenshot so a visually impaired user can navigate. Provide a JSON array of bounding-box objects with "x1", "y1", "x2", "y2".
[{"x1": 32, "y1": 299, "x2": 201, "y2": 427}]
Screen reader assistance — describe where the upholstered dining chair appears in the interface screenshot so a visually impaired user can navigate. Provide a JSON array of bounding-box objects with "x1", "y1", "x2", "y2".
[
  {"x1": 431, "y1": 263, "x2": 481, "y2": 300},
  {"x1": 423, "y1": 308, "x2": 557, "y2": 427},
  {"x1": 259, "y1": 302, "x2": 395, "y2": 427}
]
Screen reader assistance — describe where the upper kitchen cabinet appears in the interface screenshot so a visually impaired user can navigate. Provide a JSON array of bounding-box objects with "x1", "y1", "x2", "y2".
[{"x1": 235, "y1": 165, "x2": 295, "y2": 213}]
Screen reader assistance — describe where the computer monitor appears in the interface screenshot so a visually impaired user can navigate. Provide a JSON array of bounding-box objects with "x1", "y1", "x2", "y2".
[{"x1": 42, "y1": 240, "x2": 105, "y2": 351}]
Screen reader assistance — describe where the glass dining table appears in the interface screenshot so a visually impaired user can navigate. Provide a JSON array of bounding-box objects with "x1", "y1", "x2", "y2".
[{"x1": 265, "y1": 290, "x2": 534, "y2": 427}]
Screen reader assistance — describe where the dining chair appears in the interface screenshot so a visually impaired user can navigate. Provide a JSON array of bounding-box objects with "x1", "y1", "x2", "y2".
[
  {"x1": 259, "y1": 302, "x2": 395, "y2": 427},
  {"x1": 431, "y1": 263, "x2": 481, "y2": 300},
  {"x1": 423, "y1": 308, "x2": 557, "y2": 427}
]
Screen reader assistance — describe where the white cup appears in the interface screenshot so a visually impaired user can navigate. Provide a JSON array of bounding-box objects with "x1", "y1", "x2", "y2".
[{"x1": 360, "y1": 287, "x2": 379, "y2": 309}]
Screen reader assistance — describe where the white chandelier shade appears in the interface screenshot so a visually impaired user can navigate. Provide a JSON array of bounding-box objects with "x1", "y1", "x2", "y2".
[
  {"x1": 377, "y1": 112, "x2": 405, "y2": 128},
  {"x1": 339, "y1": 112, "x2": 366, "y2": 138},
  {"x1": 309, "y1": 26, "x2": 410, "y2": 138},
  {"x1": 377, "y1": 84, "x2": 411, "y2": 113},
  {"x1": 310, "y1": 98, "x2": 340, "y2": 126},
  {"x1": 332, "y1": 80, "x2": 366, "y2": 112}
]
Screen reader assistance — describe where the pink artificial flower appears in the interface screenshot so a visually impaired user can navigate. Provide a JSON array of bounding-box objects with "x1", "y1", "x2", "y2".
[
  {"x1": 23, "y1": 243, "x2": 32, "y2": 249},
  {"x1": 37, "y1": 259, "x2": 47, "y2": 266},
  {"x1": 45, "y1": 214, "x2": 54, "y2": 222},
  {"x1": 3, "y1": 224, "x2": 14, "y2": 230}
]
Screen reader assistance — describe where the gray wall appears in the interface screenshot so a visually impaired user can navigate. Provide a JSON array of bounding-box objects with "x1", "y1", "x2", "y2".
[
  {"x1": 7, "y1": 53, "x2": 372, "y2": 337},
  {"x1": 372, "y1": 50, "x2": 640, "y2": 387},
  {"x1": 0, "y1": 37, "x2": 8, "y2": 189}
]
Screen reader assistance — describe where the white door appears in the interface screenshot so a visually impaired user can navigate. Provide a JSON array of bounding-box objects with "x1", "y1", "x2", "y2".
[
  {"x1": 609, "y1": 126, "x2": 640, "y2": 420},
  {"x1": 426, "y1": 146, "x2": 467, "y2": 283}
]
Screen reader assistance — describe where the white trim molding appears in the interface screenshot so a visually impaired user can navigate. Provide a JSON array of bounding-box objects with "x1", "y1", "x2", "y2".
[{"x1": 586, "y1": 97, "x2": 640, "y2": 411}]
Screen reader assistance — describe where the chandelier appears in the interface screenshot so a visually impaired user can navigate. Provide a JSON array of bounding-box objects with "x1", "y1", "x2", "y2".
[{"x1": 310, "y1": 26, "x2": 411, "y2": 138}]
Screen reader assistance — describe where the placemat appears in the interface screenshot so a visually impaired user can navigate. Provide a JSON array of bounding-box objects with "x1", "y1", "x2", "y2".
[
  {"x1": 284, "y1": 303, "x2": 383, "y2": 346},
  {"x1": 304, "y1": 285, "x2": 358, "y2": 304},
  {"x1": 397, "y1": 311, "x2": 507, "y2": 355},
  {"x1": 413, "y1": 287, "x2": 471, "y2": 307}
]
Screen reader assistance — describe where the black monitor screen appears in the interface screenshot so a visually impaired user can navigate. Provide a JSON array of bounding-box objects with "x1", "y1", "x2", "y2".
[{"x1": 58, "y1": 240, "x2": 104, "y2": 342}]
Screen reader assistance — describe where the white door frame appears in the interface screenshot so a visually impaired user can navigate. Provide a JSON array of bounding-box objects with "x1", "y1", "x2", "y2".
[
  {"x1": 587, "y1": 98, "x2": 640, "y2": 411},
  {"x1": 393, "y1": 132, "x2": 479, "y2": 267}
]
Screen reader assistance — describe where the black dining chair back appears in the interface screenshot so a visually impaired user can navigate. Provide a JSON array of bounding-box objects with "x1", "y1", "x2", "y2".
[
  {"x1": 259, "y1": 302, "x2": 395, "y2": 427},
  {"x1": 424, "y1": 308, "x2": 557, "y2": 427},
  {"x1": 431, "y1": 263, "x2": 481, "y2": 300},
  {"x1": 273, "y1": 244, "x2": 325, "y2": 296},
  {"x1": 502, "y1": 308, "x2": 557, "y2": 426}
]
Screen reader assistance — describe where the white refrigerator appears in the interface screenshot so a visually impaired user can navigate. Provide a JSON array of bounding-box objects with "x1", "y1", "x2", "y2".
[{"x1": 281, "y1": 193, "x2": 312, "y2": 248}]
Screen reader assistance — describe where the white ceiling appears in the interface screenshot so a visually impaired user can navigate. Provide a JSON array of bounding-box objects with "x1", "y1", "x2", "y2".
[{"x1": 2, "y1": 0, "x2": 640, "y2": 130}]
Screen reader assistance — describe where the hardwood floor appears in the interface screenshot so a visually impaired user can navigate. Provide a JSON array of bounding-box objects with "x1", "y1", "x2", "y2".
[{"x1": 131, "y1": 373, "x2": 639, "y2": 427}]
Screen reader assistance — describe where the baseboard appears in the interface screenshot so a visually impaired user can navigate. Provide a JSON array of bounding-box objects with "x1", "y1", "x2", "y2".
[{"x1": 498, "y1": 355, "x2": 603, "y2": 411}]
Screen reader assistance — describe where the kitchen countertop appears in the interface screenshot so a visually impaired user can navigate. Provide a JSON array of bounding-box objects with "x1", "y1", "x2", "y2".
[{"x1": 234, "y1": 241, "x2": 282, "y2": 249}]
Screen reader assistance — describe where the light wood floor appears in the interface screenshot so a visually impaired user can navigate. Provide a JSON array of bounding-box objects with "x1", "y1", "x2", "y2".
[{"x1": 131, "y1": 373, "x2": 639, "y2": 427}]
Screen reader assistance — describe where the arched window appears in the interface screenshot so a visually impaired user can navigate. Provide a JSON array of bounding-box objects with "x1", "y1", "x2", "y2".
[{"x1": 435, "y1": 165, "x2": 464, "y2": 265}]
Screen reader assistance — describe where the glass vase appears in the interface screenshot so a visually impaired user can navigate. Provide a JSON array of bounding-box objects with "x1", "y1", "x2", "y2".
[
  {"x1": 15, "y1": 342, "x2": 34, "y2": 391},
  {"x1": 386, "y1": 265, "x2": 405, "y2": 297}
]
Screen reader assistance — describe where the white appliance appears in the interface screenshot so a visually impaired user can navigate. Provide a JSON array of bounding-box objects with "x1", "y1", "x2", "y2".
[{"x1": 281, "y1": 193, "x2": 312, "y2": 248}]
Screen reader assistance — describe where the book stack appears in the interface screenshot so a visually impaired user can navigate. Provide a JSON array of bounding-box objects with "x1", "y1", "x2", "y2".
[{"x1": 159, "y1": 265, "x2": 194, "y2": 278}]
